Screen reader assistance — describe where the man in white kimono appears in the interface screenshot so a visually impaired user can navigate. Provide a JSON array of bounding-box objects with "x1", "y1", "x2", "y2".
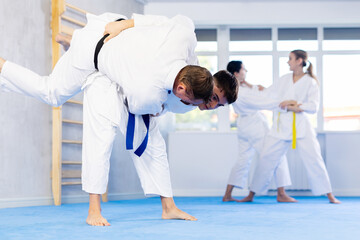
[{"x1": 81, "y1": 69, "x2": 236, "y2": 226}]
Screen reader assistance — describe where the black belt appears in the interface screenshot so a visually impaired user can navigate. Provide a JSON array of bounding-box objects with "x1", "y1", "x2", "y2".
[
  {"x1": 93, "y1": 18, "x2": 150, "y2": 157},
  {"x1": 94, "y1": 18, "x2": 125, "y2": 70}
]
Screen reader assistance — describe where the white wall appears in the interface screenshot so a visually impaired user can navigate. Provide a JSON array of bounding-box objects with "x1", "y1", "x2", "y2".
[
  {"x1": 168, "y1": 131, "x2": 360, "y2": 197},
  {"x1": 326, "y1": 132, "x2": 360, "y2": 196},
  {"x1": 0, "y1": 0, "x2": 145, "y2": 208},
  {"x1": 168, "y1": 132, "x2": 238, "y2": 196},
  {"x1": 145, "y1": 1, "x2": 360, "y2": 26}
]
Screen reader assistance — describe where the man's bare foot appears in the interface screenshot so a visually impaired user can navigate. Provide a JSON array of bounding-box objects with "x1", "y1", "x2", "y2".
[
  {"x1": 161, "y1": 196, "x2": 197, "y2": 221},
  {"x1": 277, "y1": 194, "x2": 298, "y2": 202},
  {"x1": 55, "y1": 33, "x2": 71, "y2": 51},
  {"x1": 0, "y1": 57, "x2": 5, "y2": 73},
  {"x1": 327, "y1": 193, "x2": 341, "y2": 204},
  {"x1": 86, "y1": 193, "x2": 110, "y2": 226},
  {"x1": 162, "y1": 206, "x2": 197, "y2": 221},
  {"x1": 86, "y1": 210, "x2": 111, "y2": 226}
]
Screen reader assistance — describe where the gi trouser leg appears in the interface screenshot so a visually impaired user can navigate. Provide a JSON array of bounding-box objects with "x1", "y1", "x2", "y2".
[
  {"x1": 81, "y1": 77, "x2": 117, "y2": 194},
  {"x1": 296, "y1": 133, "x2": 332, "y2": 195},
  {"x1": 81, "y1": 75, "x2": 173, "y2": 197},
  {"x1": 130, "y1": 117, "x2": 173, "y2": 198},
  {"x1": 227, "y1": 137, "x2": 254, "y2": 189},
  {"x1": 0, "y1": 50, "x2": 93, "y2": 106},
  {"x1": 250, "y1": 135, "x2": 290, "y2": 194}
]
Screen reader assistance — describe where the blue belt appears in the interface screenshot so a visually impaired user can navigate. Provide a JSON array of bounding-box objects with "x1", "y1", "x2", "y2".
[
  {"x1": 93, "y1": 20, "x2": 150, "y2": 157},
  {"x1": 125, "y1": 112, "x2": 150, "y2": 157}
]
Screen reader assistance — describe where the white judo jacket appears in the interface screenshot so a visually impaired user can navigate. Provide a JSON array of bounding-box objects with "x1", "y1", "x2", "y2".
[
  {"x1": 268, "y1": 73, "x2": 319, "y2": 140},
  {"x1": 71, "y1": 12, "x2": 198, "y2": 116}
]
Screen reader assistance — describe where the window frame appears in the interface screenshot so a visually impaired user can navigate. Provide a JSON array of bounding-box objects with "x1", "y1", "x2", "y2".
[{"x1": 175, "y1": 25, "x2": 360, "y2": 133}]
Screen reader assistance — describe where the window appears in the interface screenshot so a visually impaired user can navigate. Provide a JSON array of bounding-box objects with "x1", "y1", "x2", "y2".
[
  {"x1": 175, "y1": 26, "x2": 360, "y2": 132},
  {"x1": 195, "y1": 29, "x2": 218, "y2": 52},
  {"x1": 277, "y1": 28, "x2": 318, "y2": 51},
  {"x1": 228, "y1": 55, "x2": 274, "y2": 129},
  {"x1": 323, "y1": 28, "x2": 360, "y2": 51},
  {"x1": 229, "y1": 28, "x2": 272, "y2": 51},
  {"x1": 323, "y1": 54, "x2": 360, "y2": 131},
  {"x1": 230, "y1": 55, "x2": 273, "y2": 87}
]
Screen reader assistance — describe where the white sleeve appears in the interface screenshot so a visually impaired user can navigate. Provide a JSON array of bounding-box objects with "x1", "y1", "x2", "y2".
[
  {"x1": 132, "y1": 13, "x2": 170, "y2": 27},
  {"x1": 237, "y1": 93, "x2": 280, "y2": 111},
  {"x1": 298, "y1": 80, "x2": 319, "y2": 114},
  {"x1": 236, "y1": 84, "x2": 287, "y2": 112}
]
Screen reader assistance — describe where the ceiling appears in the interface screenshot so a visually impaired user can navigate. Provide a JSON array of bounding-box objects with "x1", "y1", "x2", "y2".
[{"x1": 143, "y1": 0, "x2": 360, "y2": 2}]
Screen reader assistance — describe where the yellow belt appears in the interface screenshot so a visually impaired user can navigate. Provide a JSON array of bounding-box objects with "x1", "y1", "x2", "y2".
[{"x1": 277, "y1": 112, "x2": 296, "y2": 149}]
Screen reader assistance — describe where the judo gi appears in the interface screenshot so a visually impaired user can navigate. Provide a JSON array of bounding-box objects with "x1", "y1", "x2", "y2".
[
  {"x1": 250, "y1": 73, "x2": 333, "y2": 195},
  {"x1": 228, "y1": 84, "x2": 291, "y2": 191}
]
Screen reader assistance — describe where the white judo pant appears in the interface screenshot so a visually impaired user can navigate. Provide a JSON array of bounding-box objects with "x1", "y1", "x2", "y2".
[
  {"x1": 81, "y1": 75, "x2": 173, "y2": 197},
  {"x1": 228, "y1": 112, "x2": 291, "y2": 190},
  {"x1": 0, "y1": 50, "x2": 93, "y2": 106},
  {"x1": 250, "y1": 132, "x2": 332, "y2": 195}
]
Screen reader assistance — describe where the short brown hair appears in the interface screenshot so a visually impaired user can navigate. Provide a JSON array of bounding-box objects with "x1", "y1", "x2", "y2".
[
  {"x1": 178, "y1": 65, "x2": 214, "y2": 103},
  {"x1": 213, "y1": 70, "x2": 238, "y2": 104}
]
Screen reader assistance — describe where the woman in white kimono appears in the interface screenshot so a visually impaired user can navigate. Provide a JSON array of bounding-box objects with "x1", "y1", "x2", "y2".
[
  {"x1": 246, "y1": 50, "x2": 340, "y2": 203},
  {"x1": 223, "y1": 61, "x2": 296, "y2": 202}
]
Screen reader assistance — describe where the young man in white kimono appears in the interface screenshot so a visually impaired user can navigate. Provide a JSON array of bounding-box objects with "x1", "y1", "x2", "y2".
[
  {"x1": 80, "y1": 69, "x2": 236, "y2": 226},
  {"x1": 0, "y1": 12, "x2": 217, "y2": 226}
]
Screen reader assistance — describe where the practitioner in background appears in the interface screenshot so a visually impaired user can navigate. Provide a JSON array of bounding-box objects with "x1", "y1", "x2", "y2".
[
  {"x1": 246, "y1": 50, "x2": 340, "y2": 204},
  {"x1": 223, "y1": 60, "x2": 296, "y2": 203}
]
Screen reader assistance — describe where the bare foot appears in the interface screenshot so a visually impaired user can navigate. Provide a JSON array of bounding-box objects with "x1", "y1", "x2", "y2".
[
  {"x1": 327, "y1": 193, "x2": 341, "y2": 204},
  {"x1": 86, "y1": 210, "x2": 111, "y2": 226},
  {"x1": 222, "y1": 195, "x2": 249, "y2": 202},
  {"x1": 55, "y1": 33, "x2": 71, "y2": 51},
  {"x1": 162, "y1": 206, "x2": 197, "y2": 221},
  {"x1": 86, "y1": 193, "x2": 110, "y2": 226},
  {"x1": 277, "y1": 194, "x2": 298, "y2": 203},
  {"x1": 236, "y1": 194, "x2": 254, "y2": 202},
  {"x1": 222, "y1": 195, "x2": 237, "y2": 202},
  {"x1": 0, "y1": 57, "x2": 5, "y2": 73}
]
